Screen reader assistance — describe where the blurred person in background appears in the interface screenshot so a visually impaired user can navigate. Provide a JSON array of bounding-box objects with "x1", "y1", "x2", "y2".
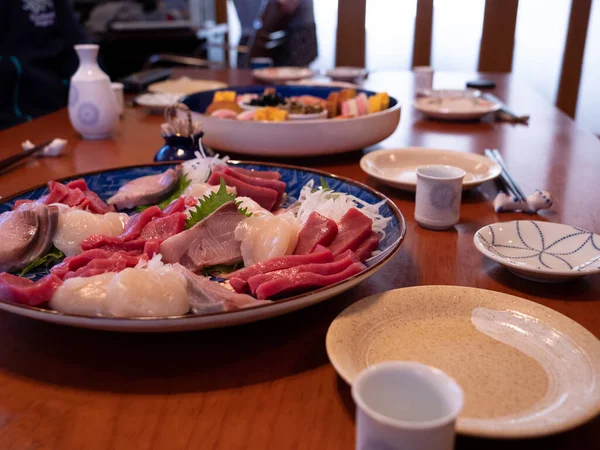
[
  {"x1": 0, "y1": 0, "x2": 87, "y2": 130},
  {"x1": 233, "y1": 0, "x2": 317, "y2": 67}
]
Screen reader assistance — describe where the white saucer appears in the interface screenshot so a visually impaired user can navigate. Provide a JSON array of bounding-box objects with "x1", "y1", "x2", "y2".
[
  {"x1": 148, "y1": 77, "x2": 227, "y2": 95},
  {"x1": 135, "y1": 92, "x2": 183, "y2": 113},
  {"x1": 360, "y1": 148, "x2": 501, "y2": 191},
  {"x1": 474, "y1": 221, "x2": 600, "y2": 282},
  {"x1": 252, "y1": 67, "x2": 314, "y2": 83},
  {"x1": 325, "y1": 66, "x2": 368, "y2": 82},
  {"x1": 414, "y1": 89, "x2": 501, "y2": 120},
  {"x1": 286, "y1": 79, "x2": 359, "y2": 88}
]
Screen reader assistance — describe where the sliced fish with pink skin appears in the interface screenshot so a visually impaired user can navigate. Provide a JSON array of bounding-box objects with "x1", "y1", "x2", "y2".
[
  {"x1": 160, "y1": 202, "x2": 245, "y2": 272},
  {"x1": 0, "y1": 204, "x2": 59, "y2": 273},
  {"x1": 175, "y1": 265, "x2": 271, "y2": 315},
  {"x1": 0, "y1": 209, "x2": 39, "y2": 272},
  {"x1": 107, "y1": 169, "x2": 179, "y2": 210}
]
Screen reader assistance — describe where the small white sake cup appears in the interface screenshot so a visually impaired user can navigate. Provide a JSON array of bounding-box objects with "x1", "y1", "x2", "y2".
[
  {"x1": 412, "y1": 66, "x2": 434, "y2": 96},
  {"x1": 352, "y1": 361, "x2": 464, "y2": 450},
  {"x1": 415, "y1": 165, "x2": 466, "y2": 230}
]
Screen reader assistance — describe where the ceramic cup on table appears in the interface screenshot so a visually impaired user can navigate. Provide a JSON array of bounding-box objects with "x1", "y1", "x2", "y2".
[
  {"x1": 414, "y1": 165, "x2": 466, "y2": 230},
  {"x1": 68, "y1": 44, "x2": 119, "y2": 140},
  {"x1": 352, "y1": 361, "x2": 464, "y2": 450},
  {"x1": 110, "y1": 82, "x2": 125, "y2": 117},
  {"x1": 413, "y1": 66, "x2": 434, "y2": 96}
]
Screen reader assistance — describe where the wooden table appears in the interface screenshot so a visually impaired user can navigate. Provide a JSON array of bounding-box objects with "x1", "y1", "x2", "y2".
[{"x1": 0, "y1": 70, "x2": 598, "y2": 450}]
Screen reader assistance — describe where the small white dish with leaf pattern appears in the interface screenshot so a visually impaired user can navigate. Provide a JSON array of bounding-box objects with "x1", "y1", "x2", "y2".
[{"x1": 474, "y1": 221, "x2": 600, "y2": 282}]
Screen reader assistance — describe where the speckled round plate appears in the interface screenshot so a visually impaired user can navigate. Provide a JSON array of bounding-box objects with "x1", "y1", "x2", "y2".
[{"x1": 326, "y1": 286, "x2": 600, "y2": 438}]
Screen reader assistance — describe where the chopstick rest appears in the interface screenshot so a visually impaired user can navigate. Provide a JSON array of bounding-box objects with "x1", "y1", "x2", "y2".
[
  {"x1": 22, "y1": 139, "x2": 67, "y2": 157},
  {"x1": 493, "y1": 190, "x2": 553, "y2": 214}
]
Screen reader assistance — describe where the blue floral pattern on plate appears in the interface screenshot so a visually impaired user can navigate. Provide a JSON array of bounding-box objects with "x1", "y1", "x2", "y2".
[
  {"x1": 0, "y1": 163, "x2": 405, "y2": 281},
  {"x1": 475, "y1": 221, "x2": 600, "y2": 273}
]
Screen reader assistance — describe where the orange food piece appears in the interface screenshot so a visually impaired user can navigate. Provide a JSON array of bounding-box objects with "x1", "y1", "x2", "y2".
[{"x1": 205, "y1": 101, "x2": 243, "y2": 115}]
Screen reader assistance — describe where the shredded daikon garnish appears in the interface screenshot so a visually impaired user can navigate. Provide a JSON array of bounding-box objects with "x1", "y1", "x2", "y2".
[
  {"x1": 295, "y1": 179, "x2": 392, "y2": 238},
  {"x1": 135, "y1": 253, "x2": 164, "y2": 270},
  {"x1": 181, "y1": 150, "x2": 229, "y2": 185}
]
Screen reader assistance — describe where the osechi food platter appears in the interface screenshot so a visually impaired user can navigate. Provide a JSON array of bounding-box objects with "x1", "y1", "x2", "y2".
[
  {"x1": 0, "y1": 155, "x2": 405, "y2": 332},
  {"x1": 182, "y1": 85, "x2": 401, "y2": 157}
]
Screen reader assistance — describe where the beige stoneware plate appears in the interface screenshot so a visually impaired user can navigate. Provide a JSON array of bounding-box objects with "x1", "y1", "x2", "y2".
[
  {"x1": 148, "y1": 77, "x2": 228, "y2": 95},
  {"x1": 326, "y1": 286, "x2": 600, "y2": 438},
  {"x1": 360, "y1": 148, "x2": 501, "y2": 191}
]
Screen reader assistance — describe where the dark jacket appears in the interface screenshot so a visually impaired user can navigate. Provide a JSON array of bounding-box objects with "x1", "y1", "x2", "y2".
[{"x1": 0, "y1": 0, "x2": 87, "y2": 130}]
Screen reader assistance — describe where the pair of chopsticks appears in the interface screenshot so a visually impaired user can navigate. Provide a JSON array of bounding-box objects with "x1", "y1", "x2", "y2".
[
  {"x1": 0, "y1": 140, "x2": 52, "y2": 173},
  {"x1": 482, "y1": 93, "x2": 529, "y2": 124},
  {"x1": 484, "y1": 149, "x2": 527, "y2": 203}
]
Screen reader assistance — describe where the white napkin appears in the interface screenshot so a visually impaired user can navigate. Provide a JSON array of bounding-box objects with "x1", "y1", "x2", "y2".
[{"x1": 493, "y1": 190, "x2": 553, "y2": 214}]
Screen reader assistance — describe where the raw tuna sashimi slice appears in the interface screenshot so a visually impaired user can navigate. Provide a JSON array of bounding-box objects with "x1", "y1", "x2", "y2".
[
  {"x1": 254, "y1": 262, "x2": 366, "y2": 300},
  {"x1": 353, "y1": 231, "x2": 380, "y2": 261},
  {"x1": 138, "y1": 213, "x2": 186, "y2": 241},
  {"x1": 229, "y1": 167, "x2": 282, "y2": 180},
  {"x1": 293, "y1": 212, "x2": 338, "y2": 255},
  {"x1": 213, "y1": 165, "x2": 286, "y2": 198},
  {"x1": 327, "y1": 208, "x2": 373, "y2": 256},
  {"x1": 0, "y1": 273, "x2": 63, "y2": 306},
  {"x1": 207, "y1": 172, "x2": 279, "y2": 211},
  {"x1": 119, "y1": 206, "x2": 162, "y2": 241}
]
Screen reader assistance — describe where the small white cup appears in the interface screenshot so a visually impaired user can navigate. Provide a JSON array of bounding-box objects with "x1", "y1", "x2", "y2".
[
  {"x1": 352, "y1": 361, "x2": 464, "y2": 450},
  {"x1": 413, "y1": 66, "x2": 434, "y2": 96},
  {"x1": 415, "y1": 165, "x2": 466, "y2": 230},
  {"x1": 110, "y1": 82, "x2": 124, "y2": 117}
]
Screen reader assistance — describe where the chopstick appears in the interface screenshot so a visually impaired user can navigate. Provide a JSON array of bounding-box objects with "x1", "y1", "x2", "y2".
[
  {"x1": 484, "y1": 149, "x2": 527, "y2": 202},
  {"x1": 482, "y1": 93, "x2": 529, "y2": 124},
  {"x1": 0, "y1": 140, "x2": 53, "y2": 173}
]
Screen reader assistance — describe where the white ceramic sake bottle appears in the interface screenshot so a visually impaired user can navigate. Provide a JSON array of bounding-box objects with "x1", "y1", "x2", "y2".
[{"x1": 68, "y1": 44, "x2": 118, "y2": 140}]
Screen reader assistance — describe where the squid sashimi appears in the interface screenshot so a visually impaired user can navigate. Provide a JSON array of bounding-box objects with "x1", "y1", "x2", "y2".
[
  {"x1": 104, "y1": 265, "x2": 188, "y2": 317},
  {"x1": 234, "y1": 213, "x2": 300, "y2": 267},
  {"x1": 235, "y1": 197, "x2": 272, "y2": 218},
  {"x1": 53, "y1": 210, "x2": 129, "y2": 257},
  {"x1": 50, "y1": 272, "x2": 115, "y2": 316}
]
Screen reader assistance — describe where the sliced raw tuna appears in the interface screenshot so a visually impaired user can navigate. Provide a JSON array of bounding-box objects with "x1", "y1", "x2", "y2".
[
  {"x1": 51, "y1": 248, "x2": 112, "y2": 278},
  {"x1": 0, "y1": 273, "x2": 63, "y2": 306},
  {"x1": 247, "y1": 250, "x2": 358, "y2": 295},
  {"x1": 38, "y1": 179, "x2": 115, "y2": 213},
  {"x1": 328, "y1": 208, "x2": 373, "y2": 256},
  {"x1": 293, "y1": 212, "x2": 338, "y2": 255},
  {"x1": 41, "y1": 181, "x2": 70, "y2": 204},
  {"x1": 227, "y1": 245, "x2": 333, "y2": 293},
  {"x1": 354, "y1": 231, "x2": 380, "y2": 261},
  {"x1": 82, "y1": 190, "x2": 115, "y2": 214},
  {"x1": 0, "y1": 209, "x2": 39, "y2": 272},
  {"x1": 143, "y1": 240, "x2": 162, "y2": 257},
  {"x1": 138, "y1": 213, "x2": 186, "y2": 241},
  {"x1": 161, "y1": 197, "x2": 186, "y2": 215},
  {"x1": 107, "y1": 169, "x2": 179, "y2": 210},
  {"x1": 213, "y1": 165, "x2": 286, "y2": 199},
  {"x1": 254, "y1": 262, "x2": 366, "y2": 300},
  {"x1": 119, "y1": 206, "x2": 162, "y2": 241},
  {"x1": 64, "y1": 258, "x2": 128, "y2": 280},
  {"x1": 80, "y1": 235, "x2": 146, "y2": 252},
  {"x1": 160, "y1": 202, "x2": 244, "y2": 271},
  {"x1": 207, "y1": 172, "x2": 279, "y2": 211},
  {"x1": 66, "y1": 179, "x2": 89, "y2": 191},
  {"x1": 230, "y1": 167, "x2": 282, "y2": 180},
  {"x1": 175, "y1": 265, "x2": 270, "y2": 315}
]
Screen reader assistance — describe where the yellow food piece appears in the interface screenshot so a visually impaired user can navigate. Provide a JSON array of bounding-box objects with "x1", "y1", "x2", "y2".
[
  {"x1": 213, "y1": 90, "x2": 237, "y2": 103},
  {"x1": 367, "y1": 92, "x2": 390, "y2": 114},
  {"x1": 255, "y1": 107, "x2": 288, "y2": 122}
]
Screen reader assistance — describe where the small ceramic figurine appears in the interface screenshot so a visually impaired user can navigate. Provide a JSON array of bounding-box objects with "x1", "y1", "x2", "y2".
[
  {"x1": 68, "y1": 44, "x2": 119, "y2": 140},
  {"x1": 493, "y1": 190, "x2": 553, "y2": 214}
]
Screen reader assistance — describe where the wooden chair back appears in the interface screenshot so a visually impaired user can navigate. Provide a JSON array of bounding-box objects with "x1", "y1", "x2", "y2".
[{"x1": 335, "y1": 0, "x2": 592, "y2": 117}]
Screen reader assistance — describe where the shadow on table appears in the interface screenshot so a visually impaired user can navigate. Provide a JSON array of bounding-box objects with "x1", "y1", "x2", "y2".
[
  {"x1": 0, "y1": 251, "x2": 415, "y2": 395},
  {"x1": 484, "y1": 262, "x2": 598, "y2": 302}
]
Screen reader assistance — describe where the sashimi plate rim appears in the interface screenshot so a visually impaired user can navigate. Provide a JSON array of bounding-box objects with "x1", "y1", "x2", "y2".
[{"x1": 0, "y1": 161, "x2": 406, "y2": 330}]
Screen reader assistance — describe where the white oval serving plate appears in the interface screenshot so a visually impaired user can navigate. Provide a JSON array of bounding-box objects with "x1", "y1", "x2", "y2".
[
  {"x1": 326, "y1": 66, "x2": 368, "y2": 82},
  {"x1": 148, "y1": 77, "x2": 228, "y2": 95},
  {"x1": 360, "y1": 147, "x2": 501, "y2": 191},
  {"x1": 474, "y1": 221, "x2": 600, "y2": 282},
  {"x1": 135, "y1": 92, "x2": 183, "y2": 114},
  {"x1": 414, "y1": 89, "x2": 500, "y2": 120},
  {"x1": 326, "y1": 286, "x2": 600, "y2": 438}
]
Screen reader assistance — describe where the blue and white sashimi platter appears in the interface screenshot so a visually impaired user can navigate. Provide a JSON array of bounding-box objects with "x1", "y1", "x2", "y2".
[
  {"x1": 0, "y1": 162, "x2": 406, "y2": 332},
  {"x1": 182, "y1": 85, "x2": 401, "y2": 157}
]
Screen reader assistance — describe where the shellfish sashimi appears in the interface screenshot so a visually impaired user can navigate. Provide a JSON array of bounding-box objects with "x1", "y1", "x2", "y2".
[
  {"x1": 0, "y1": 209, "x2": 39, "y2": 272},
  {"x1": 234, "y1": 213, "x2": 300, "y2": 267},
  {"x1": 105, "y1": 265, "x2": 189, "y2": 317},
  {"x1": 53, "y1": 210, "x2": 129, "y2": 257},
  {"x1": 235, "y1": 197, "x2": 272, "y2": 218},
  {"x1": 107, "y1": 168, "x2": 179, "y2": 210},
  {"x1": 50, "y1": 272, "x2": 115, "y2": 316}
]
